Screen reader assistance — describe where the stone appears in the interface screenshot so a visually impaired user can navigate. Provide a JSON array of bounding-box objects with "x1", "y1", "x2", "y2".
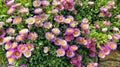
[{"x1": 99, "y1": 50, "x2": 120, "y2": 67}]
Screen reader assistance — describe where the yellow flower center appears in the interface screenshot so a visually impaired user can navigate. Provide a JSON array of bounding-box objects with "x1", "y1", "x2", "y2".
[
  {"x1": 15, "y1": 52, "x2": 20, "y2": 56},
  {"x1": 61, "y1": 41, "x2": 65, "y2": 45},
  {"x1": 99, "y1": 53, "x2": 104, "y2": 57},
  {"x1": 8, "y1": 51, "x2": 13, "y2": 56},
  {"x1": 28, "y1": 45, "x2": 32, "y2": 50},
  {"x1": 25, "y1": 51, "x2": 30, "y2": 56},
  {"x1": 110, "y1": 44, "x2": 115, "y2": 48},
  {"x1": 28, "y1": 19, "x2": 34, "y2": 23},
  {"x1": 58, "y1": 50, "x2": 63, "y2": 55},
  {"x1": 8, "y1": 57, "x2": 14, "y2": 63},
  {"x1": 74, "y1": 30, "x2": 78, "y2": 35},
  {"x1": 83, "y1": 24, "x2": 88, "y2": 29},
  {"x1": 54, "y1": 29, "x2": 58, "y2": 33},
  {"x1": 21, "y1": 46, "x2": 25, "y2": 51},
  {"x1": 15, "y1": 18, "x2": 21, "y2": 23},
  {"x1": 12, "y1": 43, "x2": 17, "y2": 48}
]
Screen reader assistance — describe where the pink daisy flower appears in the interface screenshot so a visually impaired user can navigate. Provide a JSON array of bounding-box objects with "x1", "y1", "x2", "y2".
[
  {"x1": 64, "y1": 35, "x2": 74, "y2": 42},
  {"x1": 11, "y1": 42, "x2": 18, "y2": 49},
  {"x1": 33, "y1": 0, "x2": 41, "y2": 7},
  {"x1": 41, "y1": 0, "x2": 50, "y2": 6},
  {"x1": 64, "y1": 28, "x2": 74, "y2": 35},
  {"x1": 53, "y1": 38, "x2": 62, "y2": 46},
  {"x1": 0, "y1": 22, "x2": 4, "y2": 28},
  {"x1": 6, "y1": 0, "x2": 14, "y2": 7},
  {"x1": 73, "y1": 28, "x2": 80, "y2": 37},
  {"x1": 23, "y1": 50, "x2": 32, "y2": 58},
  {"x1": 60, "y1": 40, "x2": 67, "y2": 46},
  {"x1": 98, "y1": 50, "x2": 106, "y2": 58},
  {"x1": 69, "y1": 45, "x2": 78, "y2": 52},
  {"x1": 64, "y1": 18, "x2": 71, "y2": 24},
  {"x1": 18, "y1": 44, "x2": 27, "y2": 53},
  {"x1": 45, "y1": 32, "x2": 55, "y2": 41},
  {"x1": 112, "y1": 27, "x2": 119, "y2": 32},
  {"x1": 67, "y1": 16, "x2": 74, "y2": 22},
  {"x1": 26, "y1": 17, "x2": 35, "y2": 25},
  {"x1": 43, "y1": 47, "x2": 49, "y2": 53},
  {"x1": 13, "y1": 16, "x2": 22, "y2": 25},
  {"x1": 77, "y1": 37, "x2": 85, "y2": 44},
  {"x1": 43, "y1": 22, "x2": 52, "y2": 29},
  {"x1": 34, "y1": 8, "x2": 42, "y2": 14},
  {"x1": 19, "y1": 28, "x2": 29, "y2": 36},
  {"x1": 69, "y1": 21, "x2": 78, "y2": 28},
  {"x1": 6, "y1": 49, "x2": 14, "y2": 58},
  {"x1": 28, "y1": 32, "x2": 38, "y2": 40},
  {"x1": 5, "y1": 42, "x2": 12, "y2": 50},
  {"x1": 56, "y1": 4, "x2": 64, "y2": 10},
  {"x1": 35, "y1": 22, "x2": 43, "y2": 27},
  {"x1": 100, "y1": 46, "x2": 111, "y2": 55},
  {"x1": 75, "y1": 54, "x2": 82, "y2": 61},
  {"x1": 80, "y1": 23, "x2": 89, "y2": 30},
  {"x1": 8, "y1": 56, "x2": 15, "y2": 64},
  {"x1": 66, "y1": 50, "x2": 75, "y2": 58},
  {"x1": 34, "y1": 15, "x2": 41, "y2": 22},
  {"x1": 108, "y1": 42, "x2": 117, "y2": 50},
  {"x1": 4, "y1": 36, "x2": 14, "y2": 43},
  {"x1": 112, "y1": 34, "x2": 120, "y2": 40},
  {"x1": 7, "y1": 7, "x2": 16, "y2": 14},
  {"x1": 6, "y1": 28, "x2": 15, "y2": 35},
  {"x1": 14, "y1": 49, "x2": 22, "y2": 59},
  {"x1": 40, "y1": 14, "x2": 48, "y2": 21},
  {"x1": 6, "y1": 18, "x2": 13, "y2": 23},
  {"x1": 61, "y1": 44, "x2": 69, "y2": 50},
  {"x1": 56, "y1": 48, "x2": 65, "y2": 57},
  {"x1": 26, "y1": 44, "x2": 34, "y2": 51},
  {"x1": 19, "y1": 7, "x2": 29, "y2": 14},
  {"x1": 82, "y1": 18, "x2": 89, "y2": 23},
  {"x1": 54, "y1": 15, "x2": 65, "y2": 23},
  {"x1": 16, "y1": 35, "x2": 25, "y2": 42},
  {"x1": 52, "y1": 28, "x2": 60, "y2": 35}
]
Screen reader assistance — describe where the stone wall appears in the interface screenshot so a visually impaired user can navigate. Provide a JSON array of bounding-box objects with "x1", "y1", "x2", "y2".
[{"x1": 99, "y1": 51, "x2": 120, "y2": 67}]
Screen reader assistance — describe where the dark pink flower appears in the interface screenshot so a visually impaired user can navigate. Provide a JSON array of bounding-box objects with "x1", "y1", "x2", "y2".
[
  {"x1": 64, "y1": 28, "x2": 74, "y2": 35},
  {"x1": 66, "y1": 50, "x2": 75, "y2": 58},
  {"x1": 64, "y1": 35, "x2": 74, "y2": 42}
]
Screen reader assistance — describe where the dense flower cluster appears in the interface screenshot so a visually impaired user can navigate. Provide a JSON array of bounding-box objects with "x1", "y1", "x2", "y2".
[{"x1": 0, "y1": 0, "x2": 119, "y2": 67}]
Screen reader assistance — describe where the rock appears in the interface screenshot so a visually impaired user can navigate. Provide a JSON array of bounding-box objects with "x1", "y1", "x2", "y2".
[{"x1": 99, "y1": 50, "x2": 120, "y2": 67}]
